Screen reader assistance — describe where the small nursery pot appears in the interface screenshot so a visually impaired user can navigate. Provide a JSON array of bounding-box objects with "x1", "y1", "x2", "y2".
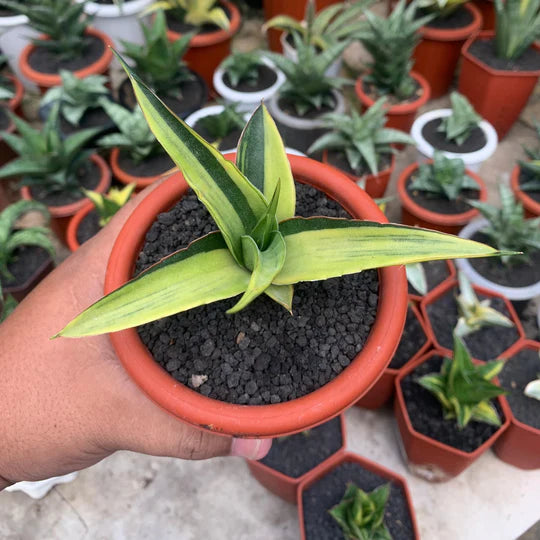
[
  {"x1": 104, "y1": 154, "x2": 408, "y2": 438},
  {"x1": 411, "y1": 109, "x2": 498, "y2": 173},
  {"x1": 19, "y1": 27, "x2": 114, "y2": 94},
  {"x1": 3, "y1": 252, "x2": 54, "y2": 302},
  {"x1": 408, "y1": 260, "x2": 457, "y2": 304},
  {"x1": 355, "y1": 72, "x2": 431, "y2": 134},
  {"x1": 494, "y1": 340, "x2": 540, "y2": 470},
  {"x1": 213, "y1": 57, "x2": 285, "y2": 113},
  {"x1": 66, "y1": 202, "x2": 94, "y2": 252},
  {"x1": 322, "y1": 151, "x2": 395, "y2": 200},
  {"x1": 20, "y1": 154, "x2": 111, "y2": 245},
  {"x1": 413, "y1": 3, "x2": 482, "y2": 99},
  {"x1": 166, "y1": 0, "x2": 241, "y2": 92},
  {"x1": 247, "y1": 414, "x2": 346, "y2": 504},
  {"x1": 458, "y1": 32, "x2": 540, "y2": 139},
  {"x1": 397, "y1": 161, "x2": 487, "y2": 234},
  {"x1": 510, "y1": 164, "x2": 540, "y2": 219},
  {"x1": 394, "y1": 349, "x2": 511, "y2": 481},
  {"x1": 297, "y1": 451, "x2": 420, "y2": 540}
]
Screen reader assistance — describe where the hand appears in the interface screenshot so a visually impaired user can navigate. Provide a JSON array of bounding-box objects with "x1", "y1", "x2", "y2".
[{"x1": 0, "y1": 179, "x2": 271, "y2": 489}]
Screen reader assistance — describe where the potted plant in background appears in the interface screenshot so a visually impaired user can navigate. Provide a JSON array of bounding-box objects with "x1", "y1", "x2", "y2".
[
  {"x1": 412, "y1": 0, "x2": 482, "y2": 98},
  {"x1": 213, "y1": 51, "x2": 285, "y2": 113},
  {"x1": 458, "y1": 0, "x2": 540, "y2": 139},
  {"x1": 398, "y1": 151, "x2": 487, "y2": 234},
  {"x1": 0, "y1": 53, "x2": 23, "y2": 116},
  {"x1": 355, "y1": 0, "x2": 432, "y2": 133},
  {"x1": 411, "y1": 92, "x2": 498, "y2": 173},
  {"x1": 307, "y1": 97, "x2": 414, "y2": 199}
]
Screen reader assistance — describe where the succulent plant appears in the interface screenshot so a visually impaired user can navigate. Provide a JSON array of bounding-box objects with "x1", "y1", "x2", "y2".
[
  {"x1": 419, "y1": 333, "x2": 506, "y2": 428},
  {"x1": 438, "y1": 92, "x2": 482, "y2": 146},
  {"x1": 406, "y1": 262, "x2": 427, "y2": 295},
  {"x1": 524, "y1": 368, "x2": 540, "y2": 400},
  {"x1": 416, "y1": 0, "x2": 468, "y2": 17},
  {"x1": 53, "y1": 52, "x2": 503, "y2": 339},
  {"x1": 197, "y1": 103, "x2": 245, "y2": 146},
  {"x1": 329, "y1": 482, "x2": 391, "y2": 540},
  {"x1": 519, "y1": 160, "x2": 540, "y2": 192},
  {"x1": 143, "y1": 0, "x2": 230, "y2": 30},
  {"x1": 0, "y1": 293, "x2": 17, "y2": 322},
  {"x1": 220, "y1": 51, "x2": 263, "y2": 87},
  {"x1": 83, "y1": 183, "x2": 136, "y2": 228},
  {"x1": 308, "y1": 97, "x2": 414, "y2": 176}
]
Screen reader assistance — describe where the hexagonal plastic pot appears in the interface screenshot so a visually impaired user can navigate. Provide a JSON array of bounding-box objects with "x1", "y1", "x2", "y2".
[{"x1": 510, "y1": 164, "x2": 540, "y2": 219}]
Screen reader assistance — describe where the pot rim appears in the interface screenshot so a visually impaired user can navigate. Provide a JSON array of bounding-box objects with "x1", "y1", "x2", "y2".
[
  {"x1": 420, "y1": 3, "x2": 482, "y2": 42},
  {"x1": 78, "y1": 0, "x2": 154, "y2": 17},
  {"x1": 510, "y1": 164, "x2": 540, "y2": 217},
  {"x1": 0, "y1": 12, "x2": 28, "y2": 26},
  {"x1": 7, "y1": 74, "x2": 24, "y2": 112},
  {"x1": 66, "y1": 201, "x2": 95, "y2": 252},
  {"x1": 104, "y1": 153, "x2": 408, "y2": 438}
]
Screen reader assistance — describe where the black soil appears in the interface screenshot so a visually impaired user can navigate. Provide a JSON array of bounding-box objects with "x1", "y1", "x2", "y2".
[
  {"x1": 192, "y1": 119, "x2": 243, "y2": 151},
  {"x1": 426, "y1": 288, "x2": 520, "y2": 360},
  {"x1": 408, "y1": 259, "x2": 451, "y2": 296},
  {"x1": 135, "y1": 183, "x2": 380, "y2": 406},
  {"x1": 302, "y1": 462, "x2": 415, "y2": 540},
  {"x1": 29, "y1": 160, "x2": 100, "y2": 207},
  {"x1": 401, "y1": 354, "x2": 504, "y2": 452},
  {"x1": 223, "y1": 64, "x2": 277, "y2": 93},
  {"x1": 166, "y1": 4, "x2": 232, "y2": 35},
  {"x1": 0, "y1": 106, "x2": 9, "y2": 130},
  {"x1": 325, "y1": 150, "x2": 392, "y2": 178},
  {"x1": 423, "y1": 5, "x2": 473, "y2": 29},
  {"x1": 117, "y1": 149, "x2": 174, "y2": 178},
  {"x1": 406, "y1": 176, "x2": 479, "y2": 214},
  {"x1": 519, "y1": 166, "x2": 540, "y2": 203},
  {"x1": 259, "y1": 417, "x2": 343, "y2": 478},
  {"x1": 499, "y1": 348, "x2": 540, "y2": 430},
  {"x1": 60, "y1": 106, "x2": 111, "y2": 136},
  {"x1": 389, "y1": 306, "x2": 427, "y2": 369},
  {"x1": 2, "y1": 245, "x2": 50, "y2": 289},
  {"x1": 76, "y1": 208, "x2": 101, "y2": 246},
  {"x1": 27, "y1": 35, "x2": 105, "y2": 75},
  {"x1": 469, "y1": 231, "x2": 540, "y2": 288},
  {"x1": 421, "y1": 117, "x2": 486, "y2": 154},
  {"x1": 468, "y1": 38, "x2": 540, "y2": 72}
]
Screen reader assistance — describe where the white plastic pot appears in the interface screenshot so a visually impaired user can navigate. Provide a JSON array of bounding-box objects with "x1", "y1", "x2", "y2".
[
  {"x1": 5, "y1": 472, "x2": 78, "y2": 499},
  {"x1": 457, "y1": 218, "x2": 540, "y2": 300},
  {"x1": 411, "y1": 109, "x2": 498, "y2": 173},
  {"x1": 213, "y1": 57, "x2": 285, "y2": 113}
]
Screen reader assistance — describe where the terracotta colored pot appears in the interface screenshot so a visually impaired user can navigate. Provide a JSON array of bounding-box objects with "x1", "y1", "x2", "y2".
[
  {"x1": 166, "y1": 0, "x2": 241, "y2": 92},
  {"x1": 356, "y1": 302, "x2": 431, "y2": 409},
  {"x1": 19, "y1": 27, "x2": 113, "y2": 94},
  {"x1": 397, "y1": 161, "x2": 487, "y2": 234},
  {"x1": 297, "y1": 451, "x2": 420, "y2": 540},
  {"x1": 458, "y1": 32, "x2": 540, "y2": 139},
  {"x1": 3, "y1": 254, "x2": 54, "y2": 302},
  {"x1": 473, "y1": 0, "x2": 495, "y2": 30},
  {"x1": 413, "y1": 4, "x2": 482, "y2": 99},
  {"x1": 104, "y1": 153, "x2": 408, "y2": 438},
  {"x1": 7, "y1": 74, "x2": 24, "y2": 117},
  {"x1": 510, "y1": 163, "x2": 540, "y2": 218},
  {"x1": 394, "y1": 348, "x2": 511, "y2": 481},
  {"x1": 0, "y1": 111, "x2": 16, "y2": 210},
  {"x1": 66, "y1": 201, "x2": 95, "y2": 252},
  {"x1": 493, "y1": 340, "x2": 540, "y2": 470},
  {"x1": 420, "y1": 278, "x2": 525, "y2": 361},
  {"x1": 21, "y1": 154, "x2": 111, "y2": 245},
  {"x1": 408, "y1": 260, "x2": 456, "y2": 304},
  {"x1": 322, "y1": 150, "x2": 395, "y2": 200},
  {"x1": 247, "y1": 415, "x2": 346, "y2": 504},
  {"x1": 355, "y1": 72, "x2": 431, "y2": 134}
]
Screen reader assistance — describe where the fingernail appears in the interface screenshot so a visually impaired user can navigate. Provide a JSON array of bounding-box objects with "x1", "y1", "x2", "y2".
[{"x1": 230, "y1": 438, "x2": 272, "y2": 460}]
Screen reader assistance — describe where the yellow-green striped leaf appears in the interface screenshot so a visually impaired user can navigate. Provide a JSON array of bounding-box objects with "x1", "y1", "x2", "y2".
[{"x1": 265, "y1": 284, "x2": 294, "y2": 313}]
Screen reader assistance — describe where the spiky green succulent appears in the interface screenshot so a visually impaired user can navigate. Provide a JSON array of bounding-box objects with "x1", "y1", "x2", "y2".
[
  {"x1": 220, "y1": 51, "x2": 263, "y2": 88},
  {"x1": 438, "y1": 92, "x2": 482, "y2": 146},
  {"x1": 83, "y1": 183, "x2": 136, "y2": 228},
  {"x1": 143, "y1": 0, "x2": 230, "y2": 30},
  {"x1": 197, "y1": 103, "x2": 245, "y2": 146}
]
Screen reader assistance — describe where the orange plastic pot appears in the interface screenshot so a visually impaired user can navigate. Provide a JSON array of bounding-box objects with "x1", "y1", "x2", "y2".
[
  {"x1": 397, "y1": 161, "x2": 487, "y2": 234},
  {"x1": 297, "y1": 452, "x2": 420, "y2": 540},
  {"x1": 510, "y1": 163, "x2": 540, "y2": 218},
  {"x1": 458, "y1": 32, "x2": 540, "y2": 139},
  {"x1": 473, "y1": 0, "x2": 495, "y2": 30},
  {"x1": 21, "y1": 154, "x2": 111, "y2": 245},
  {"x1": 66, "y1": 201, "x2": 95, "y2": 252},
  {"x1": 104, "y1": 153, "x2": 408, "y2": 438},
  {"x1": 355, "y1": 72, "x2": 431, "y2": 134},
  {"x1": 7, "y1": 74, "x2": 24, "y2": 117},
  {"x1": 408, "y1": 260, "x2": 456, "y2": 304},
  {"x1": 413, "y1": 4, "x2": 482, "y2": 99},
  {"x1": 394, "y1": 349, "x2": 511, "y2": 481},
  {"x1": 247, "y1": 414, "x2": 346, "y2": 504},
  {"x1": 166, "y1": 0, "x2": 241, "y2": 92},
  {"x1": 19, "y1": 27, "x2": 113, "y2": 94},
  {"x1": 493, "y1": 340, "x2": 540, "y2": 470},
  {"x1": 322, "y1": 150, "x2": 395, "y2": 199},
  {"x1": 355, "y1": 303, "x2": 431, "y2": 409}
]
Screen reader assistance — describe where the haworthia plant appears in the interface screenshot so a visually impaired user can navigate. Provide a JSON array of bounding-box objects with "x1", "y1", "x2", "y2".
[
  {"x1": 143, "y1": 0, "x2": 230, "y2": 30},
  {"x1": 438, "y1": 92, "x2": 482, "y2": 146},
  {"x1": 83, "y1": 183, "x2": 136, "y2": 228},
  {"x1": 55, "y1": 53, "x2": 510, "y2": 339}
]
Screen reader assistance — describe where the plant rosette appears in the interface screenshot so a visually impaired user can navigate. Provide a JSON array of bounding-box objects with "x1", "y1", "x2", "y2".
[
  {"x1": 420, "y1": 277, "x2": 525, "y2": 361},
  {"x1": 408, "y1": 259, "x2": 456, "y2": 303},
  {"x1": 510, "y1": 163, "x2": 540, "y2": 218},
  {"x1": 213, "y1": 57, "x2": 285, "y2": 113},
  {"x1": 411, "y1": 109, "x2": 498, "y2": 173},
  {"x1": 394, "y1": 348, "x2": 511, "y2": 481},
  {"x1": 458, "y1": 31, "x2": 540, "y2": 139},
  {"x1": 20, "y1": 154, "x2": 111, "y2": 245},
  {"x1": 165, "y1": 0, "x2": 241, "y2": 92},
  {"x1": 494, "y1": 340, "x2": 540, "y2": 470},
  {"x1": 354, "y1": 71, "x2": 431, "y2": 134},
  {"x1": 297, "y1": 451, "x2": 420, "y2": 540},
  {"x1": 19, "y1": 27, "x2": 114, "y2": 94},
  {"x1": 413, "y1": 3, "x2": 482, "y2": 99},
  {"x1": 247, "y1": 414, "x2": 346, "y2": 504},
  {"x1": 398, "y1": 161, "x2": 488, "y2": 234},
  {"x1": 356, "y1": 302, "x2": 431, "y2": 409},
  {"x1": 457, "y1": 218, "x2": 540, "y2": 301}
]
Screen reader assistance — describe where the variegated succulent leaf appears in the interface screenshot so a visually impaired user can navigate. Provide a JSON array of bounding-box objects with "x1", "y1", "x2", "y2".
[
  {"x1": 438, "y1": 92, "x2": 482, "y2": 146},
  {"x1": 83, "y1": 183, "x2": 136, "y2": 228}
]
